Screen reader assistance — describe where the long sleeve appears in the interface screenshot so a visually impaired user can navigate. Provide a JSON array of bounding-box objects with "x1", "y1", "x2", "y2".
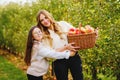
[
  {"x1": 32, "y1": 43, "x2": 70, "y2": 59},
  {"x1": 39, "y1": 46, "x2": 70, "y2": 59},
  {"x1": 57, "y1": 21, "x2": 75, "y2": 32}
]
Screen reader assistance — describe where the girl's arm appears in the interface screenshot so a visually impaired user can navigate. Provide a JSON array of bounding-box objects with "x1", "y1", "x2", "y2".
[{"x1": 33, "y1": 44, "x2": 75, "y2": 59}]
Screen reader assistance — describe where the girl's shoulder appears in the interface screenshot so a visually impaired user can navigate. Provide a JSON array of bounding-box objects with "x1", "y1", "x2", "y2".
[{"x1": 32, "y1": 41, "x2": 42, "y2": 49}]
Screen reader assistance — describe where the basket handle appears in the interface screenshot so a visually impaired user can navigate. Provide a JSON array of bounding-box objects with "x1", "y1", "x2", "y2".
[{"x1": 78, "y1": 22, "x2": 82, "y2": 29}]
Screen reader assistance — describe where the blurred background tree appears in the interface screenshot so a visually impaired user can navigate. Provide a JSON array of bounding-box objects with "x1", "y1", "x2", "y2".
[{"x1": 0, "y1": 0, "x2": 119, "y2": 80}]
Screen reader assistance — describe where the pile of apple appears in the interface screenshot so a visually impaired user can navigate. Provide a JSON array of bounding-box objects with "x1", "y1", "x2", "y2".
[{"x1": 68, "y1": 25, "x2": 95, "y2": 35}]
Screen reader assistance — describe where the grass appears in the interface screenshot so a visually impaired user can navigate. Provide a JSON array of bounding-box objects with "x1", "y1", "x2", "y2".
[{"x1": 0, "y1": 56, "x2": 27, "y2": 80}]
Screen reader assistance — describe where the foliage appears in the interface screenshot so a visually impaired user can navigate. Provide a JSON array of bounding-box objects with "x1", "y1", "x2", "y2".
[{"x1": 0, "y1": 0, "x2": 120, "y2": 79}]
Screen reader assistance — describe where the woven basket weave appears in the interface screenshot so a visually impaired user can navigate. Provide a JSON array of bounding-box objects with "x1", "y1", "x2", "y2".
[{"x1": 67, "y1": 32, "x2": 96, "y2": 50}]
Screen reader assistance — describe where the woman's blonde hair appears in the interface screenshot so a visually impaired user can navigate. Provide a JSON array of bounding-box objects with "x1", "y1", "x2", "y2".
[{"x1": 36, "y1": 10, "x2": 64, "y2": 47}]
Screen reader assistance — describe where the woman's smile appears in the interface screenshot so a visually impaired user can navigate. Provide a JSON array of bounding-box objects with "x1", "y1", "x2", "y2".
[{"x1": 40, "y1": 14, "x2": 51, "y2": 27}]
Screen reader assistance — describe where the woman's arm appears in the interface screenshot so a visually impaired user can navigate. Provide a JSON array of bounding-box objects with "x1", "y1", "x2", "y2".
[
  {"x1": 57, "y1": 21, "x2": 75, "y2": 32},
  {"x1": 55, "y1": 42, "x2": 78, "y2": 52}
]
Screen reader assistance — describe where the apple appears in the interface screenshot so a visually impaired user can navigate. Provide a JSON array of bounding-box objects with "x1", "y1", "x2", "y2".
[
  {"x1": 75, "y1": 28, "x2": 81, "y2": 34},
  {"x1": 69, "y1": 28, "x2": 75, "y2": 32},
  {"x1": 68, "y1": 28, "x2": 76, "y2": 35},
  {"x1": 68, "y1": 31, "x2": 76, "y2": 35},
  {"x1": 85, "y1": 25, "x2": 94, "y2": 33},
  {"x1": 80, "y1": 27, "x2": 86, "y2": 34}
]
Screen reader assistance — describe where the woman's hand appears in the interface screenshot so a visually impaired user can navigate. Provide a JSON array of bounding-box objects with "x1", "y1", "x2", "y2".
[
  {"x1": 95, "y1": 28, "x2": 99, "y2": 39},
  {"x1": 69, "y1": 51, "x2": 76, "y2": 57},
  {"x1": 55, "y1": 43, "x2": 79, "y2": 52},
  {"x1": 65, "y1": 43, "x2": 80, "y2": 51}
]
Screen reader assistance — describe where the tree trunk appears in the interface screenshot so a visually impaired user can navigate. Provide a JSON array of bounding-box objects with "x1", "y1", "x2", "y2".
[
  {"x1": 116, "y1": 61, "x2": 120, "y2": 80},
  {"x1": 91, "y1": 66, "x2": 98, "y2": 80},
  {"x1": 117, "y1": 73, "x2": 120, "y2": 80}
]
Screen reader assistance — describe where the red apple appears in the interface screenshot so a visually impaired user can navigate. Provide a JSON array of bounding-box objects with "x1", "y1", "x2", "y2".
[
  {"x1": 75, "y1": 28, "x2": 81, "y2": 34},
  {"x1": 68, "y1": 28, "x2": 76, "y2": 35},
  {"x1": 69, "y1": 28, "x2": 75, "y2": 32}
]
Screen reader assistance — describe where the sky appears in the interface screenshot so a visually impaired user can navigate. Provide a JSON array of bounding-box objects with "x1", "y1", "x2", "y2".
[{"x1": 0, "y1": 0, "x2": 36, "y2": 5}]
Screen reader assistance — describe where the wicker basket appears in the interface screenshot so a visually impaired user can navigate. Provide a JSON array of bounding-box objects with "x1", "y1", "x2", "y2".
[{"x1": 67, "y1": 32, "x2": 96, "y2": 50}]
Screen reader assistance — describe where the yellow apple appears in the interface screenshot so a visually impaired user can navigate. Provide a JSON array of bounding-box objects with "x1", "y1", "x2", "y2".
[
  {"x1": 80, "y1": 27, "x2": 86, "y2": 34},
  {"x1": 85, "y1": 25, "x2": 94, "y2": 33}
]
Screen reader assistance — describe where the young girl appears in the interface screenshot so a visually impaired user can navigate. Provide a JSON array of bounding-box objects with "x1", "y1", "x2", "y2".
[{"x1": 24, "y1": 26, "x2": 76, "y2": 80}]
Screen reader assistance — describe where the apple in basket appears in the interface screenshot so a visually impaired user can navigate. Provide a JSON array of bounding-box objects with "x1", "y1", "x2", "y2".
[
  {"x1": 68, "y1": 28, "x2": 76, "y2": 35},
  {"x1": 79, "y1": 27, "x2": 86, "y2": 34},
  {"x1": 85, "y1": 25, "x2": 94, "y2": 33},
  {"x1": 75, "y1": 28, "x2": 81, "y2": 34}
]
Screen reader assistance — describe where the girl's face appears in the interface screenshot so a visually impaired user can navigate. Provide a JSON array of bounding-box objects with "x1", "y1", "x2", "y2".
[
  {"x1": 32, "y1": 28, "x2": 43, "y2": 41},
  {"x1": 39, "y1": 14, "x2": 51, "y2": 28}
]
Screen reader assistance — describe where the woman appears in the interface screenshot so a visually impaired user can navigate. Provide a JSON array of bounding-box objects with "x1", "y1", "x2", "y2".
[
  {"x1": 36, "y1": 10, "x2": 83, "y2": 80},
  {"x1": 24, "y1": 26, "x2": 77, "y2": 80}
]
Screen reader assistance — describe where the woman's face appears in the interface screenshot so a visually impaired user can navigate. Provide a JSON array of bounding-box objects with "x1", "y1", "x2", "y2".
[
  {"x1": 32, "y1": 28, "x2": 43, "y2": 41},
  {"x1": 39, "y1": 14, "x2": 51, "y2": 28}
]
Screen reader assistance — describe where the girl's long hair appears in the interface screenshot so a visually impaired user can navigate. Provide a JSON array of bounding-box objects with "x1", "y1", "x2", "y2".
[
  {"x1": 24, "y1": 26, "x2": 36, "y2": 66},
  {"x1": 36, "y1": 10, "x2": 64, "y2": 47}
]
